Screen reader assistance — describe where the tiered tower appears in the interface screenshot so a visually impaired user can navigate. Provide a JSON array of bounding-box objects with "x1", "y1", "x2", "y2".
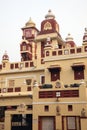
[{"x1": 20, "y1": 18, "x2": 39, "y2": 61}]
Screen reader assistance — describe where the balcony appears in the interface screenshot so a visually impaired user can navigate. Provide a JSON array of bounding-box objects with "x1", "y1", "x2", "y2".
[
  {"x1": 44, "y1": 45, "x2": 87, "y2": 61},
  {"x1": 0, "y1": 86, "x2": 32, "y2": 98}
]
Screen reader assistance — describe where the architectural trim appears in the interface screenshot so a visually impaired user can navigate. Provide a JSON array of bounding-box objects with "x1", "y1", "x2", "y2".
[
  {"x1": 44, "y1": 53, "x2": 87, "y2": 62},
  {"x1": 33, "y1": 101, "x2": 87, "y2": 105}
]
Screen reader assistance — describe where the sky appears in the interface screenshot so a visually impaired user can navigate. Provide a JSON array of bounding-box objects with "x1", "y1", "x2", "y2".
[{"x1": 0, "y1": 0, "x2": 87, "y2": 62}]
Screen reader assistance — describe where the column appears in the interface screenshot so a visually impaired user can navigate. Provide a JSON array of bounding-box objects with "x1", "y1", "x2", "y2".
[{"x1": 4, "y1": 113, "x2": 11, "y2": 130}]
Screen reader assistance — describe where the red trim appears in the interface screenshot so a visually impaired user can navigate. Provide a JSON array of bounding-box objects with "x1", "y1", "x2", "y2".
[
  {"x1": 27, "y1": 87, "x2": 31, "y2": 91},
  {"x1": 41, "y1": 41, "x2": 45, "y2": 58},
  {"x1": 58, "y1": 50, "x2": 62, "y2": 55},
  {"x1": 70, "y1": 49, "x2": 75, "y2": 54},
  {"x1": 52, "y1": 51, "x2": 57, "y2": 56},
  {"x1": 25, "y1": 62, "x2": 29, "y2": 67},
  {"x1": 15, "y1": 87, "x2": 21, "y2": 92},
  {"x1": 7, "y1": 88, "x2": 13, "y2": 92},
  {"x1": 30, "y1": 62, "x2": 34, "y2": 67},
  {"x1": 22, "y1": 26, "x2": 39, "y2": 32},
  {"x1": 39, "y1": 90, "x2": 79, "y2": 98},
  {"x1": 15, "y1": 63, "x2": 18, "y2": 68},
  {"x1": 48, "y1": 66, "x2": 61, "y2": 72},
  {"x1": 40, "y1": 19, "x2": 59, "y2": 33},
  {"x1": 71, "y1": 64, "x2": 85, "y2": 70},
  {"x1": 10, "y1": 64, "x2": 14, "y2": 69},
  {"x1": 62, "y1": 116, "x2": 81, "y2": 130},
  {"x1": 0, "y1": 64, "x2": 2, "y2": 69},
  {"x1": 77, "y1": 48, "x2": 81, "y2": 53}
]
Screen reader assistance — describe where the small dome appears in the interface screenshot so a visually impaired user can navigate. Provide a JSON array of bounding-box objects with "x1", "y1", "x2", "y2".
[
  {"x1": 83, "y1": 28, "x2": 87, "y2": 42},
  {"x1": 2, "y1": 51, "x2": 9, "y2": 61},
  {"x1": 45, "y1": 9, "x2": 55, "y2": 19},
  {"x1": 25, "y1": 17, "x2": 36, "y2": 28},
  {"x1": 65, "y1": 33, "x2": 76, "y2": 47},
  {"x1": 65, "y1": 33, "x2": 73, "y2": 41}
]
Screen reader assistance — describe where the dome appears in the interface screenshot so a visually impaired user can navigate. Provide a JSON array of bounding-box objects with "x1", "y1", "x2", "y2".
[
  {"x1": 45, "y1": 9, "x2": 55, "y2": 19},
  {"x1": 2, "y1": 51, "x2": 9, "y2": 61},
  {"x1": 39, "y1": 10, "x2": 59, "y2": 34},
  {"x1": 65, "y1": 33, "x2": 73, "y2": 41},
  {"x1": 65, "y1": 33, "x2": 76, "y2": 47},
  {"x1": 83, "y1": 28, "x2": 87, "y2": 42},
  {"x1": 24, "y1": 17, "x2": 36, "y2": 28}
]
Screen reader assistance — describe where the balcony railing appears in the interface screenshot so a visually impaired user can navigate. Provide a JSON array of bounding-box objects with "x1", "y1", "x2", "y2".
[{"x1": 45, "y1": 45, "x2": 87, "y2": 58}]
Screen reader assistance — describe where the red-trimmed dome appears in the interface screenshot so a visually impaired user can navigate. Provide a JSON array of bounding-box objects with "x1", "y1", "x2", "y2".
[
  {"x1": 2, "y1": 51, "x2": 9, "y2": 61},
  {"x1": 65, "y1": 33, "x2": 76, "y2": 47},
  {"x1": 39, "y1": 10, "x2": 59, "y2": 34},
  {"x1": 83, "y1": 28, "x2": 87, "y2": 42}
]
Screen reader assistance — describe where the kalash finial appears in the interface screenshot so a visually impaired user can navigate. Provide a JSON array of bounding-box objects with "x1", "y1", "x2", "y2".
[
  {"x1": 25, "y1": 17, "x2": 36, "y2": 28},
  {"x1": 84, "y1": 28, "x2": 87, "y2": 34},
  {"x1": 45, "y1": 9, "x2": 55, "y2": 19}
]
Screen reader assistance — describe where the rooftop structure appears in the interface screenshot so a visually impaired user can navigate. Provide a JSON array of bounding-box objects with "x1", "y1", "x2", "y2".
[{"x1": 0, "y1": 10, "x2": 87, "y2": 130}]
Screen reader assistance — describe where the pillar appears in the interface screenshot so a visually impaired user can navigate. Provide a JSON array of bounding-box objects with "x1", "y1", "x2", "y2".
[{"x1": 4, "y1": 113, "x2": 11, "y2": 130}]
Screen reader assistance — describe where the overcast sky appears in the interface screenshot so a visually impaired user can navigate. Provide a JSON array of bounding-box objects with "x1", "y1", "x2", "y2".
[{"x1": 0, "y1": 0, "x2": 87, "y2": 62}]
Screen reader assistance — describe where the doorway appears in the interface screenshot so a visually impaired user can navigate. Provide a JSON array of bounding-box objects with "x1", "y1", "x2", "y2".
[
  {"x1": 11, "y1": 114, "x2": 32, "y2": 130},
  {"x1": 39, "y1": 116, "x2": 55, "y2": 130}
]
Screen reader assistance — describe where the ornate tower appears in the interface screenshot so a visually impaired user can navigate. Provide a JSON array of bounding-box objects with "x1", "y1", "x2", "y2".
[
  {"x1": 20, "y1": 18, "x2": 39, "y2": 61},
  {"x1": 35, "y1": 10, "x2": 65, "y2": 64}
]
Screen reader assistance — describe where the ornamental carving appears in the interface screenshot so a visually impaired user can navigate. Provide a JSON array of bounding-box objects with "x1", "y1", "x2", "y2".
[{"x1": 44, "y1": 22, "x2": 52, "y2": 30}]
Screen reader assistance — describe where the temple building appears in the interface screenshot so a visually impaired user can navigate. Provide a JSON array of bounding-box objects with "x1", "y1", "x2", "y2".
[{"x1": 0, "y1": 10, "x2": 87, "y2": 130}]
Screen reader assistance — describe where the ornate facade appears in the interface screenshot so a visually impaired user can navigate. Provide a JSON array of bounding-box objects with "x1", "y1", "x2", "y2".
[{"x1": 0, "y1": 10, "x2": 87, "y2": 130}]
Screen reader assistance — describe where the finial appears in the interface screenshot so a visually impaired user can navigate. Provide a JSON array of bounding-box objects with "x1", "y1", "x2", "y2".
[
  {"x1": 84, "y1": 27, "x2": 87, "y2": 35},
  {"x1": 24, "y1": 17, "x2": 36, "y2": 28},
  {"x1": 45, "y1": 9, "x2": 55, "y2": 19},
  {"x1": 85, "y1": 27, "x2": 87, "y2": 32},
  {"x1": 65, "y1": 33, "x2": 73, "y2": 41}
]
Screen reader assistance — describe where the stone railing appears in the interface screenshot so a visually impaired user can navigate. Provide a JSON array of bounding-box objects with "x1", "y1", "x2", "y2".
[{"x1": 45, "y1": 45, "x2": 87, "y2": 57}]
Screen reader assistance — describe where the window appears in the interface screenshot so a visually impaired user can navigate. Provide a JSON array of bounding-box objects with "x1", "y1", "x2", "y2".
[
  {"x1": 40, "y1": 75, "x2": 45, "y2": 84},
  {"x1": 15, "y1": 87, "x2": 21, "y2": 92},
  {"x1": 3, "y1": 63, "x2": 5, "y2": 68},
  {"x1": 41, "y1": 42, "x2": 45, "y2": 58},
  {"x1": 26, "y1": 79, "x2": 32, "y2": 85},
  {"x1": 74, "y1": 69, "x2": 84, "y2": 80},
  {"x1": 25, "y1": 62, "x2": 29, "y2": 67},
  {"x1": 46, "y1": 51, "x2": 49, "y2": 56},
  {"x1": 72, "y1": 65, "x2": 85, "y2": 80},
  {"x1": 15, "y1": 63, "x2": 18, "y2": 68},
  {"x1": 84, "y1": 46, "x2": 87, "y2": 51},
  {"x1": 51, "y1": 70, "x2": 60, "y2": 81},
  {"x1": 62, "y1": 116, "x2": 80, "y2": 130},
  {"x1": 27, "y1": 105, "x2": 32, "y2": 110},
  {"x1": 48, "y1": 66, "x2": 61, "y2": 82},
  {"x1": 0, "y1": 64, "x2": 2, "y2": 69},
  {"x1": 10, "y1": 64, "x2": 14, "y2": 69},
  {"x1": 44, "y1": 105, "x2": 49, "y2": 111},
  {"x1": 0, "y1": 107, "x2": 5, "y2": 122},
  {"x1": 9, "y1": 80, "x2": 15, "y2": 87},
  {"x1": 22, "y1": 45, "x2": 26, "y2": 51},
  {"x1": 68, "y1": 105, "x2": 73, "y2": 111},
  {"x1": 67, "y1": 117, "x2": 76, "y2": 130}
]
